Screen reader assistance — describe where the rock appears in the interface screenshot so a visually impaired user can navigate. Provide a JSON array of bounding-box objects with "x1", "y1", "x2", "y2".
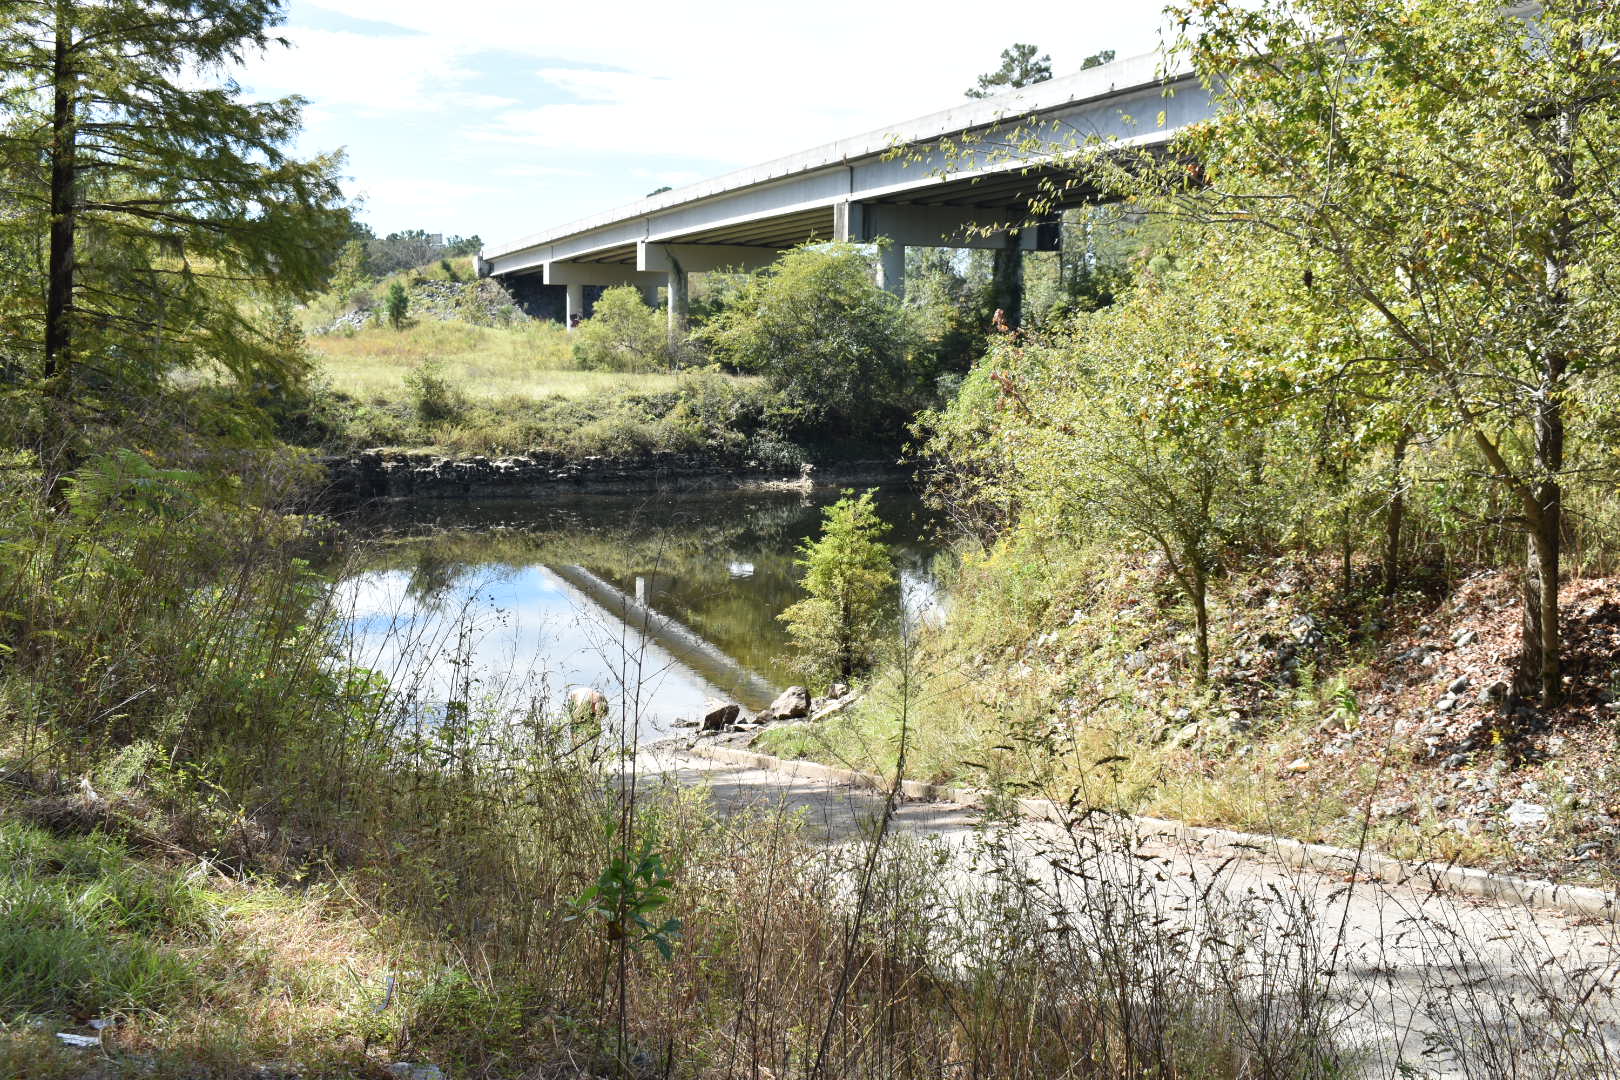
[
  {"x1": 1431, "y1": 795, "x2": 1452, "y2": 811},
  {"x1": 828, "y1": 682, "x2": 850, "y2": 700},
  {"x1": 1504, "y1": 800, "x2": 1550, "y2": 829},
  {"x1": 1453, "y1": 629, "x2": 1478, "y2": 648},
  {"x1": 388, "y1": 1066, "x2": 446, "y2": 1080},
  {"x1": 1371, "y1": 798, "x2": 1415, "y2": 820},
  {"x1": 1289, "y1": 614, "x2": 1323, "y2": 646},
  {"x1": 1575, "y1": 841, "x2": 1605, "y2": 858},
  {"x1": 1488, "y1": 759, "x2": 1511, "y2": 776},
  {"x1": 701, "y1": 700, "x2": 740, "y2": 732},
  {"x1": 1435, "y1": 694, "x2": 1458, "y2": 712},
  {"x1": 1443, "y1": 752, "x2": 1472, "y2": 770},
  {"x1": 1168, "y1": 721, "x2": 1202, "y2": 748},
  {"x1": 809, "y1": 695, "x2": 859, "y2": 722},
  {"x1": 1447, "y1": 674, "x2": 1472, "y2": 695},
  {"x1": 768, "y1": 686, "x2": 810, "y2": 720},
  {"x1": 1171, "y1": 707, "x2": 1192, "y2": 722},
  {"x1": 1122, "y1": 650, "x2": 1149, "y2": 673}
]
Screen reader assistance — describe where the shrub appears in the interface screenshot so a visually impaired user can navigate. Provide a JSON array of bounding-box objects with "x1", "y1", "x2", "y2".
[
  {"x1": 703, "y1": 244, "x2": 919, "y2": 429},
  {"x1": 404, "y1": 360, "x2": 463, "y2": 425},
  {"x1": 572, "y1": 285, "x2": 669, "y2": 372}
]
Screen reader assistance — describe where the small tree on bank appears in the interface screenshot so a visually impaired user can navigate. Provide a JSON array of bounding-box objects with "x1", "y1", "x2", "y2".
[
  {"x1": 386, "y1": 282, "x2": 410, "y2": 329},
  {"x1": 780, "y1": 490, "x2": 897, "y2": 684}
]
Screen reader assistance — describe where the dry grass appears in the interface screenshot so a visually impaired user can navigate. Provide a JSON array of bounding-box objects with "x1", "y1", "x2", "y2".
[{"x1": 309, "y1": 320, "x2": 695, "y2": 403}]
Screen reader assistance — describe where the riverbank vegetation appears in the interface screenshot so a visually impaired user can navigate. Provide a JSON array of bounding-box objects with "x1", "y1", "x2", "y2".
[
  {"x1": 760, "y1": 0, "x2": 1620, "y2": 887},
  {"x1": 4, "y1": 0, "x2": 1620, "y2": 1074}
]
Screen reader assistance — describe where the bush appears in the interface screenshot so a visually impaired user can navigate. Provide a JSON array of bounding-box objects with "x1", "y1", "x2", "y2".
[
  {"x1": 572, "y1": 285, "x2": 669, "y2": 372},
  {"x1": 703, "y1": 244, "x2": 919, "y2": 429},
  {"x1": 404, "y1": 360, "x2": 463, "y2": 425}
]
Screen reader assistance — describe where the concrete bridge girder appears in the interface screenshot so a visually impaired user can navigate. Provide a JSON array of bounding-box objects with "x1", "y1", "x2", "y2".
[{"x1": 542, "y1": 262, "x2": 667, "y2": 324}]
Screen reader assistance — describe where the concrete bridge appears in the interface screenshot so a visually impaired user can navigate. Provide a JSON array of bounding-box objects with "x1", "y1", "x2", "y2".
[{"x1": 478, "y1": 49, "x2": 1210, "y2": 329}]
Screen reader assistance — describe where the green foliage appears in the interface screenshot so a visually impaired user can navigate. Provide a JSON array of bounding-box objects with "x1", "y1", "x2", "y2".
[
  {"x1": 0, "y1": 822, "x2": 205, "y2": 1019},
  {"x1": 954, "y1": 265, "x2": 1270, "y2": 680},
  {"x1": 0, "y1": 0, "x2": 349, "y2": 469},
  {"x1": 780, "y1": 490, "x2": 896, "y2": 682},
  {"x1": 966, "y1": 42, "x2": 1052, "y2": 98},
  {"x1": 404, "y1": 360, "x2": 463, "y2": 425},
  {"x1": 386, "y1": 281, "x2": 410, "y2": 330},
  {"x1": 328, "y1": 240, "x2": 370, "y2": 304},
  {"x1": 572, "y1": 285, "x2": 670, "y2": 372},
  {"x1": 1160, "y1": 0, "x2": 1620, "y2": 700},
  {"x1": 703, "y1": 245, "x2": 920, "y2": 428},
  {"x1": 569, "y1": 838, "x2": 682, "y2": 961}
]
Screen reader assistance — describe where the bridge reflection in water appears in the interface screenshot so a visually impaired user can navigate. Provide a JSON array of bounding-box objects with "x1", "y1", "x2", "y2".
[{"x1": 335, "y1": 487, "x2": 942, "y2": 737}]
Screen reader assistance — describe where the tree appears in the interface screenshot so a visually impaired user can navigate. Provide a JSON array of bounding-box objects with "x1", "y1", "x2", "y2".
[
  {"x1": 969, "y1": 276, "x2": 1266, "y2": 683},
  {"x1": 1161, "y1": 0, "x2": 1620, "y2": 704},
  {"x1": 328, "y1": 240, "x2": 370, "y2": 304},
  {"x1": 965, "y1": 43, "x2": 1052, "y2": 98},
  {"x1": 702, "y1": 245, "x2": 918, "y2": 428},
  {"x1": 572, "y1": 285, "x2": 669, "y2": 372},
  {"x1": 386, "y1": 281, "x2": 409, "y2": 330},
  {"x1": 0, "y1": 0, "x2": 347, "y2": 483},
  {"x1": 779, "y1": 490, "x2": 897, "y2": 683},
  {"x1": 966, "y1": 42, "x2": 1060, "y2": 326}
]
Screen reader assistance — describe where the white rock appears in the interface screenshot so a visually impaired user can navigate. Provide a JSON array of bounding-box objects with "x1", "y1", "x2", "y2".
[{"x1": 1504, "y1": 800, "x2": 1550, "y2": 829}]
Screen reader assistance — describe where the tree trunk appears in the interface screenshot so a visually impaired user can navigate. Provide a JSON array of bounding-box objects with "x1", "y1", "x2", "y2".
[
  {"x1": 1517, "y1": 434, "x2": 1563, "y2": 706},
  {"x1": 1515, "y1": 106, "x2": 1574, "y2": 707},
  {"x1": 42, "y1": 7, "x2": 77, "y2": 497},
  {"x1": 1191, "y1": 568, "x2": 1209, "y2": 684},
  {"x1": 1382, "y1": 430, "x2": 1409, "y2": 598},
  {"x1": 1340, "y1": 503, "x2": 1353, "y2": 601}
]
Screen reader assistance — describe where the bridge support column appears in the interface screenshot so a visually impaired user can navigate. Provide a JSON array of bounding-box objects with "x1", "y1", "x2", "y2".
[
  {"x1": 666, "y1": 266, "x2": 688, "y2": 344},
  {"x1": 639, "y1": 283, "x2": 661, "y2": 309},
  {"x1": 876, "y1": 241, "x2": 905, "y2": 299},
  {"x1": 565, "y1": 283, "x2": 585, "y2": 328},
  {"x1": 991, "y1": 237, "x2": 1023, "y2": 329}
]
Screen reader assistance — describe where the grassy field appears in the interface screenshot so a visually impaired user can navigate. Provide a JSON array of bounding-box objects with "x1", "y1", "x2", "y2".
[{"x1": 308, "y1": 320, "x2": 694, "y2": 404}]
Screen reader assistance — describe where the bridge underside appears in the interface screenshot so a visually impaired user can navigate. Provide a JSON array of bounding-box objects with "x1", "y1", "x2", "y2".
[
  {"x1": 482, "y1": 51, "x2": 1213, "y2": 333},
  {"x1": 495, "y1": 164, "x2": 1110, "y2": 331}
]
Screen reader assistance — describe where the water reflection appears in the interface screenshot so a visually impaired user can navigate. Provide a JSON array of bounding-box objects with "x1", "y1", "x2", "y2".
[{"x1": 337, "y1": 487, "x2": 942, "y2": 736}]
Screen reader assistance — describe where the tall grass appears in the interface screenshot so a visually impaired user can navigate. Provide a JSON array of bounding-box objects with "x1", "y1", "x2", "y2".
[
  {"x1": 1, "y1": 455, "x2": 1614, "y2": 1077},
  {"x1": 308, "y1": 319, "x2": 694, "y2": 404}
]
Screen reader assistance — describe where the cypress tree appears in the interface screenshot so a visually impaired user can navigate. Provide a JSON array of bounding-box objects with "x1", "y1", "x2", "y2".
[{"x1": 0, "y1": 0, "x2": 348, "y2": 484}]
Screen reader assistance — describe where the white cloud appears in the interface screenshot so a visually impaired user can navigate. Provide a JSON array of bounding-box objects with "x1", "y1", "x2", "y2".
[
  {"x1": 352, "y1": 175, "x2": 504, "y2": 212},
  {"x1": 236, "y1": 25, "x2": 516, "y2": 115},
  {"x1": 247, "y1": 0, "x2": 1172, "y2": 233}
]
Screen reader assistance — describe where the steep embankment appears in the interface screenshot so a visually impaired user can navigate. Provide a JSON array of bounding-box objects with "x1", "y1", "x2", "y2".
[{"x1": 759, "y1": 549, "x2": 1620, "y2": 886}]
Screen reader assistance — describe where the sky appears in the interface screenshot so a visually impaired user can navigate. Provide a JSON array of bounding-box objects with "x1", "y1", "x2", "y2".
[{"x1": 234, "y1": 2, "x2": 1172, "y2": 249}]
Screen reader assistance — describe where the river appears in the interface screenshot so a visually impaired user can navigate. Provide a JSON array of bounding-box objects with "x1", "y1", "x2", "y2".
[{"x1": 334, "y1": 486, "x2": 943, "y2": 736}]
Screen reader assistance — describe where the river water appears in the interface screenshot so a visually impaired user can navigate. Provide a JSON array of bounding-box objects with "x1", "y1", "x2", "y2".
[{"x1": 334, "y1": 487, "x2": 943, "y2": 736}]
